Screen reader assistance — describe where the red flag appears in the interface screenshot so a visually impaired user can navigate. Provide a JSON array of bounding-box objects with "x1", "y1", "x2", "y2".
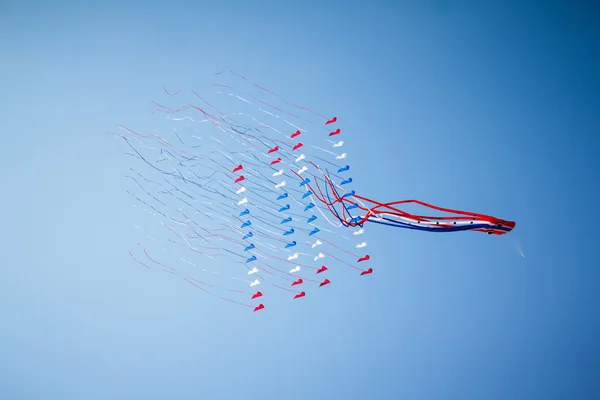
[
  {"x1": 251, "y1": 291, "x2": 263, "y2": 299},
  {"x1": 292, "y1": 142, "x2": 303, "y2": 151}
]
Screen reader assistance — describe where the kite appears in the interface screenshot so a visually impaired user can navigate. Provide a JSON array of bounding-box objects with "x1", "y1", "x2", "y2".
[{"x1": 108, "y1": 70, "x2": 515, "y2": 312}]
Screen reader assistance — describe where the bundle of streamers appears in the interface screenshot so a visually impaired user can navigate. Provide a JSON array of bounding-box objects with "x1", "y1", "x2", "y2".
[{"x1": 107, "y1": 71, "x2": 515, "y2": 312}]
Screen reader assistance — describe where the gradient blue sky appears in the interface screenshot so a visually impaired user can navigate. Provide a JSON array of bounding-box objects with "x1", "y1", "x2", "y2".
[{"x1": 1, "y1": 1, "x2": 599, "y2": 399}]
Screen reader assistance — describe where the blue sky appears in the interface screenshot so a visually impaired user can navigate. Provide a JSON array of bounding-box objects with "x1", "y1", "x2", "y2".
[{"x1": 1, "y1": 1, "x2": 598, "y2": 399}]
